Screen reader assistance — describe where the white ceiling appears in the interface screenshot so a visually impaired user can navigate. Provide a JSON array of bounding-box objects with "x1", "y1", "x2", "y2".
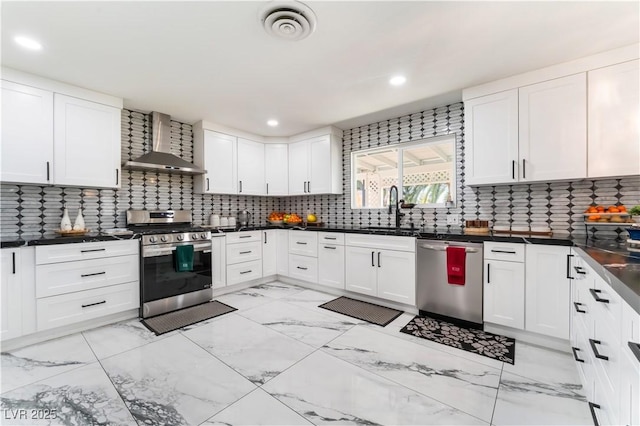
[{"x1": 2, "y1": 1, "x2": 638, "y2": 137}]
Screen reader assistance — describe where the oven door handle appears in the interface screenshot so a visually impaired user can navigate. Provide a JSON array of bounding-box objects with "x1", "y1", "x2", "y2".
[{"x1": 143, "y1": 243, "x2": 212, "y2": 257}]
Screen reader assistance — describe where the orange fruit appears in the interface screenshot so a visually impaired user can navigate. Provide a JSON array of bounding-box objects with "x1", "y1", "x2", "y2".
[
  {"x1": 587, "y1": 207, "x2": 597, "y2": 213},
  {"x1": 608, "y1": 207, "x2": 619, "y2": 213},
  {"x1": 619, "y1": 205, "x2": 627, "y2": 212},
  {"x1": 596, "y1": 206, "x2": 605, "y2": 212},
  {"x1": 587, "y1": 215, "x2": 600, "y2": 221}
]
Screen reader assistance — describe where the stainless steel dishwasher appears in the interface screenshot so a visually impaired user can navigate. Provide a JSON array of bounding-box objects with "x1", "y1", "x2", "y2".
[{"x1": 416, "y1": 240, "x2": 484, "y2": 326}]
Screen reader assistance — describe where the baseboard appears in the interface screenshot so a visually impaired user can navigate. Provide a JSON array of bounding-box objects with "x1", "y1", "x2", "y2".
[{"x1": 484, "y1": 323, "x2": 570, "y2": 353}]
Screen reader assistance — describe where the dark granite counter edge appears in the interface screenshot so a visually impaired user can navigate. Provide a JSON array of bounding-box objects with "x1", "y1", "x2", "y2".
[
  {"x1": 1, "y1": 234, "x2": 138, "y2": 248},
  {"x1": 574, "y1": 247, "x2": 640, "y2": 316}
]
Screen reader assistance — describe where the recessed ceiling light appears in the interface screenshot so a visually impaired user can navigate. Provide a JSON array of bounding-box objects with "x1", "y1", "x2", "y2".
[
  {"x1": 389, "y1": 75, "x2": 407, "y2": 86},
  {"x1": 267, "y1": 119, "x2": 279, "y2": 127},
  {"x1": 14, "y1": 36, "x2": 42, "y2": 51}
]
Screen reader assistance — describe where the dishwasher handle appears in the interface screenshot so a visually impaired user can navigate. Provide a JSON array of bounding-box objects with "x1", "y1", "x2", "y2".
[{"x1": 419, "y1": 244, "x2": 478, "y2": 253}]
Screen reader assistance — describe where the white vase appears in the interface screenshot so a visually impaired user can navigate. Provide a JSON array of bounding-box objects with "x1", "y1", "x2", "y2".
[
  {"x1": 73, "y1": 209, "x2": 85, "y2": 231},
  {"x1": 60, "y1": 208, "x2": 72, "y2": 231}
]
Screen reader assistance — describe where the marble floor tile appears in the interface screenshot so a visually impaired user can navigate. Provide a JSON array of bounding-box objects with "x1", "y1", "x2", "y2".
[
  {"x1": 238, "y1": 299, "x2": 357, "y2": 348},
  {"x1": 82, "y1": 318, "x2": 174, "y2": 360},
  {"x1": 502, "y1": 342, "x2": 581, "y2": 385},
  {"x1": 248, "y1": 281, "x2": 306, "y2": 299},
  {"x1": 100, "y1": 334, "x2": 255, "y2": 426},
  {"x1": 183, "y1": 313, "x2": 315, "y2": 385},
  {"x1": 281, "y1": 289, "x2": 368, "y2": 323},
  {"x1": 0, "y1": 362, "x2": 135, "y2": 425},
  {"x1": 1, "y1": 334, "x2": 96, "y2": 393},
  {"x1": 322, "y1": 326, "x2": 501, "y2": 422},
  {"x1": 203, "y1": 388, "x2": 313, "y2": 426},
  {"x1": 492, "y1": 371, "x2": 592, "y2": 425},
  {"x1": 214, "y1": 282, "x2": 302, "y2": 311},
  {"x1": 263, "y1": 350, "x2": 487, "y2": 425}
]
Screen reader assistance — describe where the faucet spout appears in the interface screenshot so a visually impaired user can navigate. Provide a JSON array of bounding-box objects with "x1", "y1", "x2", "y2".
[{"x1": 388, "y1": 185, "x2": 404, "y2": 228}]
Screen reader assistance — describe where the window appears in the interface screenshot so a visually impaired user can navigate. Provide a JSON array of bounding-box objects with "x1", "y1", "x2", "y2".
[{"x1": 351, "y1": 135, "x2": 456, "y2": 209}]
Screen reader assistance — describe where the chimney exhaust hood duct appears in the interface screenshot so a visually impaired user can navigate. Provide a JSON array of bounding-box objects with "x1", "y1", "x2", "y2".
[{"x1": 122, "y1": 112, "x2": 206, "y2": 175}]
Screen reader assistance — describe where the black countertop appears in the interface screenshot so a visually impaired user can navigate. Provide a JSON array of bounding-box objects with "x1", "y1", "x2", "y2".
[{"x1": 1, "y1": 233, "x2": 137, "y2": 248}]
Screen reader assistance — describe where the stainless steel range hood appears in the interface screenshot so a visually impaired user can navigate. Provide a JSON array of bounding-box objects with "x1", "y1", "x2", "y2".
[{"x1": 122, "y1": 112, "x2": 206, "y2": 175}]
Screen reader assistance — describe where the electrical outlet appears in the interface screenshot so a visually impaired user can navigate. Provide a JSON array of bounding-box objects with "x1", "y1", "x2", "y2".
[{"x1": 446, "y1": 214, "x2": 460, "y2": 225}]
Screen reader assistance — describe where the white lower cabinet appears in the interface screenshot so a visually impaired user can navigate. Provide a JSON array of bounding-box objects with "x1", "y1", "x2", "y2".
[
  {"x1": 211, "y1": 235, "x2": 226, "y2": 289},
  {"x1": 288, "y1": 254, "x2": 318, "y2": 283},
  {"x1": 318, "y1": 243, "x2": 345, "y2": 289},
  {"x1": 619, "y1": 347, "x2": 640, "y2": 426},
  {"x1": 276, "y1": 229, "x2": 289, "y2": 276},
  {"x1": 227, "y1": 260, "x2": 262, "y2": 286},
  {"x1": 226, "y1": 231, "x2": 263, "y2": 285},
  {"x1": 345, "y1": 235, "x2": 416, "y2": 305},
  {"x1": 262, "y1": 230, "x2": 277, "y2": 277},
  {"x1": 1, "y1": 249, "x2": 22, "y2": 341},
  {"x1": 483, "y1": 248, "x2": 525, "y2": 329}
]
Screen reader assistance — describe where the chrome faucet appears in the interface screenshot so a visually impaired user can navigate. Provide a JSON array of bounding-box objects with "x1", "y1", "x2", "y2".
[{"x1": 388, "y1": 185, "x2": 404, "y2": 228}]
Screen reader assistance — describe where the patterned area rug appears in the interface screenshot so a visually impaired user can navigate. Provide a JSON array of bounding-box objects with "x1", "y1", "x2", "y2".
[
  {"x1": 142, "y1": 301, "x2": 237, "y2": 335},
  {"x1": 319, "y1": 296, "x2": 403, "y2": 326},
  {"x1": 400, "y1": 315, "x2": 516, "y2": 364}
]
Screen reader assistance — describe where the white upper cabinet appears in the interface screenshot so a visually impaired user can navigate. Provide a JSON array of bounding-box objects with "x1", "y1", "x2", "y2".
[
  {"x1": 53, "y1": 94, "x2": 122, "y2": 188},
  {"x1": 1, "y1": 81, "x2": 54, "y2": 185},
  {"x1": 194, "y1": 130, "x2": 237, "y2": 194},
  {"x1": 518, "y1": 73, "x2": 587, "y2": 182},
  {"x1": 237, "y1": 138, "x2": 265, "y2": 195},
  {"x1": 464, "y1": 89, "x2": 518, "y2": 186},
  {"x1": 588, "y1": 59, "x2": 640, "y2": 178},
  {"x1": 264, "y1": 144, "x2": 288, "y2": 195},
  {"x1": 288, "y1": 133, "x2": 342, "y2": 195},
  {"x1": 1, "y1": 73, "x2": 122, "y2": 189}
]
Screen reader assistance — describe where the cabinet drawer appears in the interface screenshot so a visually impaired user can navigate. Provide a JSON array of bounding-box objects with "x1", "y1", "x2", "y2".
[
  {"x1": 591, "y1": 277, "x2": 622, "y2": 329},
  {"x1": 225, "y1": 231, "x2": 261, "y2": 244},
  {"x1": 36, "y1": 240, "x2": 138, "y2": 264},
  {"x1": 345, "y1": 234, "x2": 415, "y2": 252},
  {"x1": 622, "y1": 301, "x2": 640, "y2": 362},
  {"x1": 226, "y1": 241, "x2": 261, "y2": 265},
  {"x1": 36, "y1": 255, "x2": 139, "y2": 298},
  {"x1": 36, "y1": 281, "x2": 139, "y2": 331},
  {"x1": 484, "y1": 242, "x2": 524, "y2": 262},
  {"x1": 289, "y1": 254, "x2": 318, "y2": 283},
  {"x1": 592, "y1": 318, "x2": 621, "y2": 399},
  {"x1": 317, "y1": 232, "x2": 345, "y2": 245},
  {"x1": 226, "y1": 260, "x2": 262, "y2": 285},
  {"x1": 289, "y1": 231, "x2": 318, "y2": 257}
]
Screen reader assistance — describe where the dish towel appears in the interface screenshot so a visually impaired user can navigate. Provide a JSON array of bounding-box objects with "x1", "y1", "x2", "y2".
[
  {"x1": 446, "y1": 246, "x2": 466, "y2": 285},
  {"x1": 174, "y1": 244, "x2": 194, "y2": 272}
]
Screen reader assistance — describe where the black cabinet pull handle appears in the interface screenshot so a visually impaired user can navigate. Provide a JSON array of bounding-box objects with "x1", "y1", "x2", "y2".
[
  {"x1": 487, "y1": 263, "x2": 491, "y2": 283},
  {"x1": 240, "y1": 270, "x2": 252, "y2": 275},
  {"x1": 264, "y1": 232, "x2": 267, "y2": 244},
  {"x1": 589, "y1": 289, "x2": 609, "y2": 304},
  {"x1": 324, "y1": 246, "x2": 337, "y2": 250},
  {"x1": 588, "y1": 402, "x2": 601, "y2": 426},
  {"x1": 573, "y1": 302, "x2": 586, "y2": 313},
  {"x1": 239, "y1": 235, "x2": 251, "y2": 239},
  {"x1": 81, "y1": 248, "x2": 106, "y2": 253},
  {"x1": 628, "y1": 341, "x2": 640, "y2": 363},
  {"x1": 324, "y1": 237, "x2": 337, "y2": 240},
  {"x1": 46, "y1": 162, "x2": 51, "y2": 182},
  {"x1": 303, "y1": 181, "x2": 307, "y2": 193},
  {"x1": 266, "y1": 183, "x2": 269, "y2": 195},
  {"x1": 571, "y1": 347, "x2": 585, "y2": 363},
  {"x1": 377, "y1": 251, "x2": 381, "y2": 268},
  {"x1": 12, "y1": 252, "x2": 16, "y2": 274},
  {"x1": 296, "y1": 266, "x2": 308, "y2": 270},
  {"x1": 239, "y1": 251, "x2": 252, "y2": 254},
  {"x1": 239, "y1": 180, "x2": 243, "y2": 193},
  {"x1": 115, "y1": 168, "x2": 119, "y2": 186},
  {"x1": 82, "y1": 300, "x2": 106, "y2": 308},
  {"x1": 574, "y1": 266, "x2": 586, "y2": 275},
  {"x1": 566, "y1": 254, "x2": 574, "y2": 279},
  {"x1": 491, "y1": 249, "x2": 516, "y2": 254},
  {"x1": 206, "y1": 177, "x2": 210, "y2": 191},
  {"x1": 371, "y1": 251, "x2": 375, "y2": 267},
  {"x1": 307, "y1": 181, "x2": 311, "y2": 193},
  {"x1": 522, "y1": 159, "x2": 526, "y2": 179},
  {"x1": 589, "y1": 339, "x2": 608, "y2": 360},
  {"x1": 296, "y1": 241, "x2": 307, "y2": 245},
  {"x1": 511, "y1": 160, "x2": 515, "y2": 180},
  {"x1": 81, "y1": 271, "x2": 106, "y2": 278}
]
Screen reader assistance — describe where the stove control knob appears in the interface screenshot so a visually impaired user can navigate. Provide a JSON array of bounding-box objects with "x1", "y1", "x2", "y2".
[
  {"x1": 176, "y1": 235, "x2": 184, "y2": 241},
  {"x1": 200, "y1": 233, "x2": 208, "y2": 239},
  {"x1": 149, "y1": 236, "x2": 158, "y2": 243},
  {"x1": 191, "y1": 234, "x2": 199, "y2": 240},
  {"x1": 160, "y1": 235, "x2": 169, "y2": 243}
]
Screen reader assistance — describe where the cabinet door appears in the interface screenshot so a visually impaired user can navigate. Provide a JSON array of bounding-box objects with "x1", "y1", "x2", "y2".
[
  {"x1": 204, "y1": 131, "x2": 237, "y2": 194},
  {"x1": 525, "y1": 245, "x2": 571, "y2": 339},
  {"x1": 519, "y1": 73, "x2": 587, "y2": 182},
  {"x1": 237, "y1": 138, "x2": 265, "y2": 195},
  {"x1": 619, "y1": 349, "x2": 640, "y2": 426},
  {"x1": 464, "y1": 89, "x2": 519, "y2": 185},
  {"x1": 262, "y1": 230, "x2": 277, "y2": 277},
  {"x1": 1, "y1": 81, "x2": 54, "y2": 185},
  {"x1": 588, "y1": 59, "x2": 640, "y2": 178},
  {"x1": 53, "y1": 94, "x2": 121, "y2": 188},
  {"x1": 1, "y1": 249, "x2": 22, "y2": 341},
  {"x1": 288, "y1": 140, "x2": 308, "y2": 195},
  {"x1": 276, "y1": 229, "x2": 289, "y2": 276},
  {"x1": 318, "y1": 244, "x2": 345, "y2": 289},
  {"x1": 264, "y1": 144, "x2": 289, "y2": 195},
  {"x1": 483, "y1": 260, "x2": 525, "y2": 329},
  {"x1": 345, "y1": 246, "x2": 377, "y2": 297},
  {"x1": 377, "y1": 249, "x2": 416, "y2": 306},
  {"x1": 211, "y1": 236, "x2": 226, "y2": 289},
  {"x1": 308, "y1": 135, "x2": 332, "y2": 194}
]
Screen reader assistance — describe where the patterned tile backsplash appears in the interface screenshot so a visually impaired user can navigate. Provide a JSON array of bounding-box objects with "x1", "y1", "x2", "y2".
[{"x1": 1, "y1": 105, "x2": 638, "y2": 240}]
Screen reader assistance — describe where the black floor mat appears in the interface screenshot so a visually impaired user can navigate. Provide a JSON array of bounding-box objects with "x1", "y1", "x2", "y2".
[
  {"x1": 142, "y1": 300, "x2": 237, "y2": 335},
  {"x1": 319, "y1": 296, "x2": 403, "y2": 326}
]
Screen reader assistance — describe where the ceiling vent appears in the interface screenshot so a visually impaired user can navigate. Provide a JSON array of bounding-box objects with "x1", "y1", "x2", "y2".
[{"x1": 259, "y1": 1, "x2": 317, "y2": 41}]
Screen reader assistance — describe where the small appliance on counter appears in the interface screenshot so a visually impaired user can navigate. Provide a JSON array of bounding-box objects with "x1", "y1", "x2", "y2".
[
  {"x1": 627, "y1": 225, "x2": 640, "y2": 253},
  {"x1": 237, "y1": 210, "x2": 251, "y2": 227}
]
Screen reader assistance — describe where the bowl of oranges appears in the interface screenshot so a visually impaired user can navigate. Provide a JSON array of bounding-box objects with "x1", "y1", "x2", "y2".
[{"x1": 584, "y1": 205, "x2": 633, "y2": 223}]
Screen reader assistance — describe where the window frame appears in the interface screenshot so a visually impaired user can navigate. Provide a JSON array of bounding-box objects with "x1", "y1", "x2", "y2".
[{"x1": 350, "y1": 134, "x2": 457, "y2": 210}]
